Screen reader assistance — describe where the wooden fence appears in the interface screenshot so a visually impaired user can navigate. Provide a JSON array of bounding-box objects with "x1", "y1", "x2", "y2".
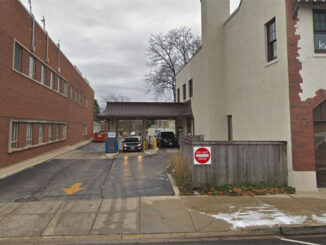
[{"x1": 179, "y1": 137, "x2": 287, "y2": 186}]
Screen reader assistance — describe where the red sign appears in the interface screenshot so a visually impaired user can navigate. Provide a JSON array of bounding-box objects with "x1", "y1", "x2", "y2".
[{"x1": 194, "y1": 147, "x2": 211, "y2": 165}]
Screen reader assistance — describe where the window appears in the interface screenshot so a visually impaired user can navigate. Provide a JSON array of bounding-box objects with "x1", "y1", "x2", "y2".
[
  {"x1": 314, "y1": 10, "x2": 326, "y2": 52},
  {"x1": 14, "y1": 43, "x2": 22, "y2": 71},
  {"x1": 266, "y1": 18, "x2": 277, "y2": 62},
  {"x1": 62, "y1": 124, "x2": 66, "y2": 139},
  {"x1": 41, "y1": 65, "x2": 46, "y2": 84},
  {"x1": 85, "y1": 96, "x2": 88, "y2": 107},
  {"x1": 57, "y1": 77, "x2": 61, "y2": 92},
  {"x1": 177, "y1": 88, "x2": 180, "y2": 103},
  {"x1": 187, "y1": 119, "x2": 192, "y2": 135},
  {"x1": 70, "y1": 86, "x2": 73, "y2": 100},
  {"x1": 50, "y1": 71, "x2": 54, "y2": 89},
  {"x1": 10, "y1": 122, "x2": 19, "y2": 149},
  {"x1": 38, "y1": 124, "x2": 43, "y2": 143},
  {"x1": 56, "y1": 124, "x2": 60, "y2": 139},
  {"x1": 227, "y1": 115, "x2": 233, "y2": 141},
  {"x1": 79, "y1": 93, "x2": 82, "y2": 104},
  {"x1": 48, "y1": 124, "x2": 52, "y2": 141},
  {"x1": 183, "y1": 84, "x2": 186, "y2": 101},
  {"x1": 189, "y1": 79, "x2": 193, "y2": 98},
  {"x1": 29, "y1": 56, "x2": 35, "y2": 79},
  {"x1": 63, "y1": 81, "x2": 67, "y2": 96},
  {"x1": 26, "y1": 123, "x2": 33, "y2": 146},
  {"x1": 75, "y1": 89, "x2": 78, "y2": 103}
]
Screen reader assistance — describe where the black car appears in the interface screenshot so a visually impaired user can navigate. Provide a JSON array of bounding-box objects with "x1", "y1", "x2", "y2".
[
  {"x1": 123, "y1": 137, "x2": 142, "y2": 152},
  {"x1": 157, "y1": 131, "x2": 178, "y2": 148}
]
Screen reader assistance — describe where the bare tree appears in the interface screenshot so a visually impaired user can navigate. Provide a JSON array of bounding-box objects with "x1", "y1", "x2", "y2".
[
  {"x1": 145, "y1": 26, "x2": 201, "y2": 101},
  {"x1": 100, "y1": 93, "x2": 130, "y2": 108}
]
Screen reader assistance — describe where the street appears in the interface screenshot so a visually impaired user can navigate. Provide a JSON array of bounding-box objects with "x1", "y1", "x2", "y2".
[{"x1": 0, "y1": 143, "x2": 174, "y2": 202}]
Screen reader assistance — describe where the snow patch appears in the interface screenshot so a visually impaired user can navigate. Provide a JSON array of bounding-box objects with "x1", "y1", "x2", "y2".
[
  {"x1": 312, "y1": 214, "x2": 326, "y2": 223},
  {"x1": 202, "y1": 203, "x2": 307, "y2": 230}
]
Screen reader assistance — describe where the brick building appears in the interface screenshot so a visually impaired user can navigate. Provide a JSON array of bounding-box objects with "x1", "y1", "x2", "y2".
[
  {"x1": 176, "y1": 0, "x2": 326, "y2": 191},
  {"x1": 0, "y1": 0, "x2": 94, "y2": 167}
]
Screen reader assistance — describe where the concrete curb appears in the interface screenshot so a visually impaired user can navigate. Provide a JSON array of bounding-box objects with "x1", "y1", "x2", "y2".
[
  {"x1": 105, "y1": 153, "x2": 119, "y2": 158},
  {"x1": 0, "y1": 139, "x2": 92, "y2": 179},
  {"x1": 167, "y1": 173, "x2": 180, "y2": 196},
  {"x1": 281, "y1": 225, "x2": 326, "y2": 235},
  {"x1": 1, "y1": 226, "x2": 326, "y2": 244}
]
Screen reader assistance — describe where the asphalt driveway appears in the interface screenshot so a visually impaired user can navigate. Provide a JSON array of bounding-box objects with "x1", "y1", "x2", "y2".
[{"x1": 0, "y1": 143, "x2": 174, "y2": 202}]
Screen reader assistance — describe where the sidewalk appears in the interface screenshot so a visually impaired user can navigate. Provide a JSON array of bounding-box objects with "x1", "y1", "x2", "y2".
[
  {"x1": 0, "y1": 139, "x2": 92, "y2": 180},
  {"x1": 0, "y1": 192, "x2": 326, "y2": 243}
]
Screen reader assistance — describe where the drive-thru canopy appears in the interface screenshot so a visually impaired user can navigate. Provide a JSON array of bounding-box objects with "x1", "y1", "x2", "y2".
[{"x1": 99, "y1": 102, "x2": 193, "y2": 120}]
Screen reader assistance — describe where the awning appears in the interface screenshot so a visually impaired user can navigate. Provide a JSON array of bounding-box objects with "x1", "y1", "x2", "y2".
[{"x1": 99, "y1": 101, "x2": 193, "y2": 120}]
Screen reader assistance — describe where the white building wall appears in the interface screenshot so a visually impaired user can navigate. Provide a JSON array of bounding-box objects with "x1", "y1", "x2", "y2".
[
  {"x1": 176, "y1": 0, "x2": 230, "y2": 140},
  {"x1": 296, "y1": 5, "x2": 326, "y2": 101},
  {"x1": 223, "y1": 0, "x2": 293, "y2": 171}
]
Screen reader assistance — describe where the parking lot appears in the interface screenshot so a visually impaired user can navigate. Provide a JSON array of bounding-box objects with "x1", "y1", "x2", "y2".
[{"x1": 0, "y1": 143, "x2": 175, "y2": 202}]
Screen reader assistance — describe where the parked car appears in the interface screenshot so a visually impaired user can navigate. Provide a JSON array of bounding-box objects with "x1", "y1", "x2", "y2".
[
  {"x1": 123, "y1": 137, "x2": 142, "y2": 152},
  {"x1": 157, "y1": 131, "x2": 178, "y2": 148}
]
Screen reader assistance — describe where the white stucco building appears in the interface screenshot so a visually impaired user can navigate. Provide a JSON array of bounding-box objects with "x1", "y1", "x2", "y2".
[{"x1": 176, "y1": 0, "x2": 326, "y2": 191}]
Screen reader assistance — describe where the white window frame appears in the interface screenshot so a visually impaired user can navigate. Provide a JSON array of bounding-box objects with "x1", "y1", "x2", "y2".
[
  {"x1": 50, "y1": 71, "x2": 54, "y2": 89},
  {"x1": 48, "y1": 124, "x2": 52, "y2": 141},
  {"x1": 38, "y1": 124, "x2": 43, "y2": 143},
  {"x1": 63, "y1": 81, "x2": 67, "y2": 96},
  {"x1": 62, "y1": 124, "x2": 67, "y2": 139},
  {"x1": 8, "y1": 120, "x2": 67, "y2": 153},
  {"x1": 41, "y1": 64, "x2": 46, "y2": 84},
  {"x1": 75, "y1": 89, "x2": 78, "y2": 103},
  {"x1": 26, "y1": 123, "x2": 33, "y2": 146},
  {"x1": 70, "y1": 86, "x2": 73, "y2": 100},
  {"x1": 57, "y1": 77, "x2": 61, "y2": 92},
  {"x1": 14, "y1": 43, "x2": 22, "y2": 71},
  {"x1": 10, "y1": 122, "x2": 19, "y2": 149},
  {"x1": 56, "y1": 124, "x2": 60, "y2": 139},
  {"x1": 29, "y1": 56, "x2": 35, "y2": 79}
]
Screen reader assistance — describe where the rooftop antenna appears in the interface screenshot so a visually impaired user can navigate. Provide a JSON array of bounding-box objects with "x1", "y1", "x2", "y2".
[
  {"x1": 28, "y1": 0, "x2": 32, "y2": 14},
  {"x1": 41, "y1": 16, "x2": 46, "y2": 30}
]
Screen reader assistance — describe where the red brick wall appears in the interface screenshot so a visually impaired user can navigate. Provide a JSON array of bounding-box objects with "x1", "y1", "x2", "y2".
[
  {"x1": 286, "y1": 0, "x2": 326, "y2": 171},
  {"x1": 0, "y1": 0, "x2": 94, "y2": 167}
]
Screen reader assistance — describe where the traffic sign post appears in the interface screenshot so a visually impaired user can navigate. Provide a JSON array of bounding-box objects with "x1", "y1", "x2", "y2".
[{"x1": 194, "y1": 147, "x2": 211, "y2": 165}]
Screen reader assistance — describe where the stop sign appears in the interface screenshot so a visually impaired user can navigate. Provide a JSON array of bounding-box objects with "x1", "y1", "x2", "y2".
[{"x1": 194, "y1": 147, "x2": 211, "y2": 165}]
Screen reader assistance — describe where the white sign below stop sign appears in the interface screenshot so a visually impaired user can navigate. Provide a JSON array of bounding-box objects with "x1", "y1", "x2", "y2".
[{"x1": 194, "y1": 147, "x2": 211, "y2": 165}]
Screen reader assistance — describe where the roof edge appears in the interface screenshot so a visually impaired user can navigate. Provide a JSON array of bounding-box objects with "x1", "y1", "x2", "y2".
[{"x1": 223, "y1": 0, "x2": 243, "y2": 26}]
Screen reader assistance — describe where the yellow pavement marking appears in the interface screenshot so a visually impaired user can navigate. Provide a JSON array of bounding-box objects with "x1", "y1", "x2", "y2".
[{"x1": 62, "y1": 183, "x2": 86, "y2": 195}]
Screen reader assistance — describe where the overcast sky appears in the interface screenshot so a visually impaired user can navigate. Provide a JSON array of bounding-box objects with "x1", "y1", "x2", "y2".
[{"x1": 21, "y1": 0, "x2": 241, "y2": 106}]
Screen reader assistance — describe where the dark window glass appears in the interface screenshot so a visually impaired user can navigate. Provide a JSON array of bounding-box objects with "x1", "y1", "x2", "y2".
[
  {"x1": 314, "y1": 10, "x2": 326, "y2": 52},
  {"x1": 189, "y1": 79, "x2": 193, "y2": 98},
  {"x1": 14, "y1": 43, "x2": 22, "y2": 71},
  {"x1": 183, "y1": 84, "x2": 186, "y2": 101},
  {"x1": 266, "y1": 18, "x2": 277, "y2": 62},
  {"x1": 227, "y1": 115, "x2": 233, "y2": 141},
  {"x1": 177, "y1": 88, "x2": 180, "y2": 103},
  {"x1": 161, "y1": 132, "x2": 175, "y2": 138},
  {"x1": 124, "y1": 137, "x2": 140, "y2": 143}
]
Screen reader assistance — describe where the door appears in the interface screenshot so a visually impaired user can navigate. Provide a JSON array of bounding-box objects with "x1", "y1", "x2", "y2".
[
  {"x1": 314, "y1": 122, "x2": 326, "y2": 187},
  {"x1": 313, "y1": 101, "x2": 326, "y2": 187}
]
